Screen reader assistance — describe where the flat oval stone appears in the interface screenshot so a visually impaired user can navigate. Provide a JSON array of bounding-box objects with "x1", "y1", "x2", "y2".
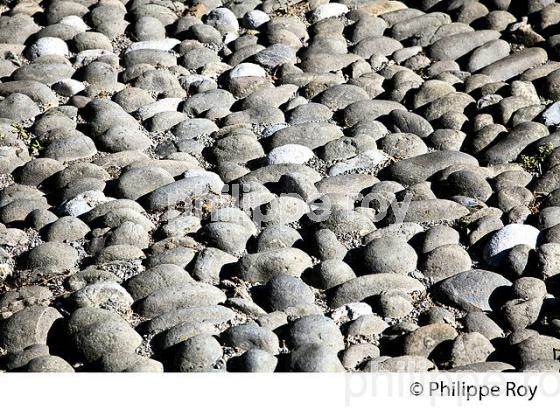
[
  {"x1": 237, "y1": 248, "x2": 313, "y2": 283},
  {"x1": 403, "y1": 324, "x2": 458, "y2": 357},
  {"x1": 432, "y1": 269, "x2": 512, "y2": 312},
  {"x1": 135, "y1": 283, "x2": 227, "y2": 319},
  {"x1": 382, "y1": 151, "x2": 478, "y2": 185},
  {"x1": 480, "y1": 48, "x2": 548, "y2": 81},
  {"x1": 329, "y1": 274, "x2": 425, "y2": 308}
]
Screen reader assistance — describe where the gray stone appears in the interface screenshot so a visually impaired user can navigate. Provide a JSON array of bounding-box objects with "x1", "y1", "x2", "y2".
[
  {"x1": 420, "y1": 245, "x2": 472, "y2": 282},
  {"x1": 221, "y1": 323, "x2": 279, "y2": 354},
  {"x1": 516, "y1": 334, "x2": 560, "y2": 366},
  {"x1": 463, "y1": 312, "x2": 504, "y2": 340},
  {"x1": 0, "y1": 306, "x2": 62, "y2": 352},
  {"x1": 135, "y1": 283, "x2": 226, "y2": 318},
  {"x1": 0, "y1": 93, "x2": 40, "y2": 121},
  {"x1": 191, "y1": 248, "x2": 237, "y2": 284},
  {"x1": 45, "y1": 216, "x2": 90, "y2": 242},
  {"x1": 172, "y1": 335, "x2": 222, "y2": 372},
  {"x1": 287, "y1": 315, "x2": 344, "y2": 351},
  {"x1": 27, "y1": 242, "x2": 79, "y2": 273},
  {"x1": 116, "y1": 167, "x2": 174, "y2": 200},
  {"x1": 285, "y1": 343, "x2": 344, "y2": 372},
  {"x1": 383, "y1": 151, "x2": 478, "y2": 185},
  {"x1": 364, "y1": 236, "x2": 417, "y2": 275},
  {"x1": 145, "y1": 171, "x2": 224, "y2": 210},
  {"x1": 432, "y1": 269, "x2": 512, "y2": 312},
  {"x1": 25, "y1": 355, "x2": 74, "y2": 372},
  {"x1": 260, "y1": 275, "x2": 315, "y2": 312},
  {"x1": 237, "y1": 248, "x2": 313, "y2": 283},
  {"x1": 403, "y1": 324, "x2": 458, "y2": 357},
  {"x1": 329, "y1": 274, "x2": 425, "y2": 308},
  {"x1": 125, "y1": 264, "x2": 193, "y2": 301},
  {"x1": 231, "y1": 349, "x2": 277, "y2": 372},
  {"x1": 449, "y1": 332, "x2": 495, "y2": 367},
  {"x1": 480, "y1": 48, "x2": 548, "y2": 81}
]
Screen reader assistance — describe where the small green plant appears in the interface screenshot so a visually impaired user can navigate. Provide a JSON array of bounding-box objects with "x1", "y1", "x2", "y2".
[
  {"x1": 11, "y1": 123, "x2": 30, "y2": 141},
  {"x1": 519, "y1": 143, "x2": 555, "y2": 175},
  {"x1": 529, "y1": 192, "x2": 545, "y2": 215},
  {"x1": 10, "y1": 123, "x2": 44, "y2": 155},
  {"x1": 457, "y1": 216, "x2": 471, "y2": 229},
  {"x1": 30, "y1": 139, "x2": 44, "y2": 155}
]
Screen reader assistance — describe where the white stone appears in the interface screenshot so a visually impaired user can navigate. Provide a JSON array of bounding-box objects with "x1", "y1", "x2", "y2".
[
  {"x1": 0, "y1": 263, "x2": 12, "y2": 281},
  {"x1": 136, "y1": 98, "x2": 182, "y2": 121},
  {"x1": 62, "y1": 191, "x2": 113, "y2": 217},
  {"x1": 181, "y1": 74, "x2": 215, "y2": 91},
  {"x1": 229, "y1": 62, "x2": 266, "y2": 78},
  {"x1": 328, "y1": 150, "x2": 389, "y2": 176},
  {"x1": 0, "y1": 228, "x2": 28, "y2": 247},
  {"x1": 244, "y1": 10, "x2": 270, "y2": 29},
  {"x1": 477, "y1": 94, "x2": 503, "y2": 110},
  {"x1": 27, "y1": 37, "x2": 69, "y2": 60},
  {"x1": 52, "y1": 79, "x2": 86, "y2": 97},
  {"x1": 262, "y1": 123, "x2": 288, "y2": 138},
  {"x1": 125, "y1": 38, "x2": 180, "y2": 53},
  {"x1": 206, "y1": 7, "x2": 239, "y2": 33},
  {"x1": 483, "y1": 224, "x2": 540, "y2": 266},
  {"x1": 543, "y1": 102, "x2": 560, "y2": 126},
  {"x1": 310, "y1": 3, "x2": 349, "y2": 22},
  {"x1": 73, "y1": 282, "x2": 134, "y2": 309},
  {"x1": 370, "y1": 54, "x2": 389, "y2": 71},
  {"x1": 267, "y1": 144, "x2": 314, "y2": 165},
  {"x1": 59, "y1": 15, "x2": 89, "y2": 32},
  {"x1": 286, "y1": 96, "x2": 308, "y2": 111},
  {"x1": 223, "y1": 32, "x2": 239, "y2": 44},
  {"x1": 181, "y1": 74, "x2": 208, "y2": 86},
  {"x1": 182, "y1": 169, "x2": 224, "y2": 192},
  {"x1": 331, "y1": 302, "x2": 373, "y2": 324}
]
